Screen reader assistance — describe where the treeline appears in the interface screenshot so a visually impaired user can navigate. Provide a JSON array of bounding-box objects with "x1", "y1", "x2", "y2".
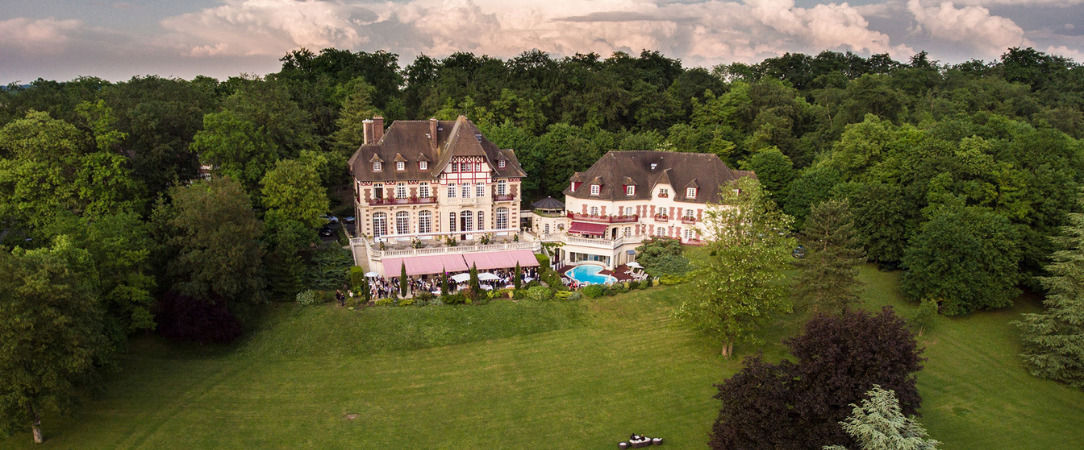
[{"x1": 1, "y1": 46, "x2": 1083, "y2": 439}]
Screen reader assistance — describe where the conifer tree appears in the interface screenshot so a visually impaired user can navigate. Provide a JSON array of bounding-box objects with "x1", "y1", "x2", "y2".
[
  {"x1": 1016, "y1": 205, "x2": 1084, "y2": 389},
  {"x1": 399, "y1": 262, "x2": 408, "y2": 297},
  {"x1": 793, "y1": 199, "x2": 866, "y2": 314},
  {"x1": 831, "y1": 385, "x2": 939, "y2": 450},
  {"x1": 440, "y1": 269, "x2": 449, "y2": 296},
  {"x1": 468, "y1": 263, "x2": 481, "y2": 300},
  {"x1": 514, "y1": 262, "x2": 522, "y2": 290}
]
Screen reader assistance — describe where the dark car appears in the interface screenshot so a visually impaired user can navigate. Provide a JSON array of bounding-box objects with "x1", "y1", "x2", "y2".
[{"x1": 319, "y1": 225, "x2": 336, "y2": 237}]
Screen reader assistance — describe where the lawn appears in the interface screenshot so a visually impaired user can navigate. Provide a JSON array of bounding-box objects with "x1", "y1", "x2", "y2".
[{"x1": 4, "y1": 267, "x2": 1084, "y2": 448}]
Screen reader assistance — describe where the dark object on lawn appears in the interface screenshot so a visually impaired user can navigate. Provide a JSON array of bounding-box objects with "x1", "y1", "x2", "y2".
[{"x1": 619, "y1": 433, "x2": 662, "y2": 448}]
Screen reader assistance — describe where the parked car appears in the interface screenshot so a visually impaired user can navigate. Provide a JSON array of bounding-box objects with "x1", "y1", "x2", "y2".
[
  {"x1": 319, "y1": 225, "x2": 336, "y2": 237},
  {"x1": 319, "y1": 214, "x2": 339, "y2": 225},
  {"x1": 343, "y1": 216, "x2": 356, "y2": 225}
]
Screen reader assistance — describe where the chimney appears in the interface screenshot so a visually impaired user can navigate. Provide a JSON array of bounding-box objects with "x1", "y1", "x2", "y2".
[
  {"x1": 429, "y1": 117, "x2": 438, "y2": 150},
  {"x1": 362, "y1": 119, "x2": 374, "y2": 145},
  {"x1": 373, "y1": 116, "x2": 384, "y2": 142}
]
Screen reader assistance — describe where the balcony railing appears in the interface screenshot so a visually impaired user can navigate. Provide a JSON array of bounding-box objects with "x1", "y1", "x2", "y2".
[
  {"x1": 566, "y1": 212, "x2": 639, "y2": 223},
  {"x1": 367, "y1": 197, "x2": 436, "y2": 206},
  {"x1": 681, "y1": 216, "x2": 696, "y2": 224},
  {"x1": 492, "y1": 193, "x2": 515, "y2": 201},
  {"x1": 654, "y1": 214, "x2": 669, "y2": 222}
]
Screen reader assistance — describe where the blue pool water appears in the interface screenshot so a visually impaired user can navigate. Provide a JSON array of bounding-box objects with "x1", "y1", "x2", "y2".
[{"x1": 566, "y1": 265, "x2": 616, "y2": 285}]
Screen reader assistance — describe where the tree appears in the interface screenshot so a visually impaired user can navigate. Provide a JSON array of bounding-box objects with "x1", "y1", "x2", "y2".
[
  {"x1": 832, "y1": 385, "x2": 939, "y2": 450},
  {"x1": 793, "y1": 199, "x2": 866, "y2": 314},
  {"x1": 1015, "y1": 204, "x2": 1084, "y2": 388},
  {"x1": 190, "y1": 110, "x2": 280, "y2": 195},
  {"x1": 514, "y1": 262, "x2": 522, "y2": 290},
  {"x1": 710, "y1": 307, "x2": 925, "y2": 449},
  {"x1": 0, "y1": 237, "x2": 109, "y2": 444},
  {"x1": 676, "y1": 177, "x2": 795, "y2": 357},
  {"x1": 399, "y1": 262, "x2": 408, "y2": 297},
  {"x1": 468, "y1": 263, "x2": 481, "y2": 300},
  {"x1": 901, "y1": 204, "x2": 1021, "y2": 315},
  {"x1": 331, "y1": 77, "x2": 382, "y2": 156},
  {"x1": 441, "y1": 269, "x2": 450, "y2": 296},
  {"x1": 155, "y1": 177, "x2": 265, "y2": 306},
  {"x1": 260, "y1": 154, "x2": 329, "y2": 228}
]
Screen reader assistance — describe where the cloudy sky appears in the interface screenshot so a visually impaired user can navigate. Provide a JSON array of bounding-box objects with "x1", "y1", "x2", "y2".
[{"x1": 1, "y1": 0, "x2": 1081, "y2": 84}]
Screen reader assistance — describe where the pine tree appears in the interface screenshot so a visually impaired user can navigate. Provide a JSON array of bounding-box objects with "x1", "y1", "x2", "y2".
[
  {"x1": 468, "y1": 263, "x2": 481, "y2": 300},
  {"x1": 1015, "y1": 206, "x2": 1084, "y2": 389},
  {"x1": 399, "y1": 262, "x2": 408, "y2": 297},
  {"x1": 793, "y1": 199, "x2": 866, "y2": 314},
  {"x1": 835, "y1": 385, "x2": 939, "y2": 450},
  {"x1": 440, "y1": 269, "x2": 449, "y2": 296},
  {"x1": 514, "y1": 262, "x2": 522, "y2": 290}
]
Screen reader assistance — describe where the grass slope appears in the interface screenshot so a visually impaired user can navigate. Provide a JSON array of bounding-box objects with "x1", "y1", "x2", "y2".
[{"x1": 4, "y1": 267, "x2": 1084, "y2": 448}]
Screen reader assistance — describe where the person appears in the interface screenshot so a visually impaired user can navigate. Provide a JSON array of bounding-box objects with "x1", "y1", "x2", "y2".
[{"x1": 335, "y1": 289, "x2": 345, "y2": 307}]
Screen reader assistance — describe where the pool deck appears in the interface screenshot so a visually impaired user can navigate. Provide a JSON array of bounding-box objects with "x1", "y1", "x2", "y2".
[{"x1": 559, "y1": 264, "x2": 636, "y2": 282}]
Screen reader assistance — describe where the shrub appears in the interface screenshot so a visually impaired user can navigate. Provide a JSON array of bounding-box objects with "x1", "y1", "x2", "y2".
[
  {"x1": 541, "y1": 270, "x2": 567, "y2": 291},
  {"x1": 496, "y1": 288, "x2": 515, "y2": 299},
  {"x1": 349, "y1": 266, "x2": 366, "y2": 290},
  {"x1": 527, "y1": 285, "x2": 554, "y2": 301},
  {"x1": 909, "y1": 297, "x2": 939, "y2": 336},
  {"x1": 398, "y1": 298, "x2": 415, "y2": 307},
  {"x1": 535, "y1": 253, "x2": 551, "y2": 272},
  {"x1": 645, "y1": 277, "x2": 654, "y2": 288},
  {"x1": 346, "y1": 296, "x2": 364, "y2": 308},
  {"x1": 567, "y1": 292, "x2": 583, "y2": 301},
  {"x1": 612, "y1": 282, "x2": 629, "y2": 294},
  {"x1": 513, "y1": 289, "x2": 526, "y2": 300},
  {"x1": 660, "y1": 274, "x2": 686, "y2": 285},
  {"x1": 582, "y1": 284, "x2": 605, "y2": 298},
  {"x1": 306, "y1": 244, "x2": 353, "y2": 290},
  {"x1": 628, "y1": 280, "x2": 640, "y2": 290},
  {"x1": 526, "y1": 280, "x2": 541, "y2": 289},
  {"x1": 296, "y1": 289, "x2": 318, "y2": 306},
  {"x1": 374, "y1": 298, "x2": 394, "y2": 307},
  {"x1": 441, "y1": 293, "x2": 468, "y2": 305},
  {"x1": 554, "y1": 291, "x2": 583, "y2": 301},
  {"x1": 415, "y1": 291, "x2": 436, "y2": 304}
]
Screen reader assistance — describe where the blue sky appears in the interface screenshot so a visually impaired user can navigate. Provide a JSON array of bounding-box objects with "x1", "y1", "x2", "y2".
[{"x1": 1, "y1": 0, "x2": 1081, "y2": 83}]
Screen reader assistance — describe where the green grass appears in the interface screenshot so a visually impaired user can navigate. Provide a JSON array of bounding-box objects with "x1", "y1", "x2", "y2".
[{"x1": 4, "y1": 266, "x2": 1084, "y2": 448}]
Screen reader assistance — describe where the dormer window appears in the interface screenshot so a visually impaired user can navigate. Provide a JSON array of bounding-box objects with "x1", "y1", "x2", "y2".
[
  {"x1": 419, "y1": 161, "x2": 428, "y2": 171},
  {"x1": 498, "y1": 160, "x2": 506, "y2": 168},
  {"x1": 686, "y1": 187, "x2": 697, "y2": 198},
  {"x1": 626, "y1": 185, "x2": 635, "y2": 196},
  {"x1": 658, "y1": 188, "x2": 669, "y2": 198},
  {"x1": 396, "y1": 161, "x2": 405, "y2": 171},
  {"x1": 590, "y1": 185, "x2": 600, "y2": 196},
  {"x1": 570, "y1": 182, "x2": 576, "y2": 192},
  {"x1": 373, "y1": 162, "x2": 382, "y2": 171}
]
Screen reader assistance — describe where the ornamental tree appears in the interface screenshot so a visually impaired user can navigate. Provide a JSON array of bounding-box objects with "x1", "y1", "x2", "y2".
[{"x1": 793, "y1": 199, "x2": 866, "y2": 314}]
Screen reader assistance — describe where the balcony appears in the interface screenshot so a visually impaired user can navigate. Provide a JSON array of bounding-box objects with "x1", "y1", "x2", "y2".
[
  {"x1": 367, "y1": 197, "x2": 437, "y2": 206},
  {"x1": 654, "y1": 214, "x2": 669, "y2": 222},
  {"x1": 566, "y1": 212, "x2": 639, "y2": 223},
  {"x1": 492, "y1": 193, "x2": 515, "y2": 201},
  {"x1": 681, "y1": 216, "x2": 697, "y2": 224}
]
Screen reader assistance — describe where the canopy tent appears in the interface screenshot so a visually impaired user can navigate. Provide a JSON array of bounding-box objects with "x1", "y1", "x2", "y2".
[
  {"x1": 627, "y1": 262, "x2": 642, "y2": 269},
  {"x1": 568, "y1": 221, "x2": 607, "y2": 236},
  {"x1": 364, "y1": 271, "x2": 379, "y2": 277},
  {"x1": 451, "y1": 273, "x2": 472, "y2": 283},
  {"x1": 477, "y1": 272, "x2": 501, "y2": 281},
  {"x1": 461, "y1": 249, "x2": 539, "y2": 271},
  {"x1": 383, "y1": 254, "x2": 468, "y2": 277}
]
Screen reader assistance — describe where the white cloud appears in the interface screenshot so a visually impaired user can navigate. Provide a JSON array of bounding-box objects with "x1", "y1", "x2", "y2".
[
  {"x1": 1047, "y1": 44, "x2": 1084, "y2": 62},
  {"x1": 0, "y1": 17, "x2": 83, "y2": 54},
  {"x1": 953, "y1": 0, "x2": 1081, "y2": 6},
  {"x1": 907, "y1": 0, "x2": 1031, "y2": 58}
]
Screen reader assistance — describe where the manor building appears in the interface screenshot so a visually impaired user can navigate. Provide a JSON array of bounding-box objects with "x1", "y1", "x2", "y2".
[
  {"x1": 555, "y1": 151, "x2": 755, "y2": 268},
  {"x1": 348, "y1": 116, "x2": 526, "y2": 245}
]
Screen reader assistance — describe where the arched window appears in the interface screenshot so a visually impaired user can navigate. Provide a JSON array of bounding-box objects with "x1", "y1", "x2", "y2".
[
  {"x1": 477, "y1": 211, "x2": 484, "y2": 230},
  {"x1": 461, "y1": 211, "x2": 472, "y2": 232},
  {"x1": 419, "y1": 182, "x2": 430, "y2": 198},
  {"x1": 396, "y1": 182, "x2": 407, "y2": 199},
  {"x1": 418, "y1": 211, "x2": 432, "y2": 234},
  {"x1": 497, "y1": 180, "x2": 507, "y2": 195},
  {"x1": 372, "y1": 213, "x2": 387, "y2": 237},
  {"x1": 449, "y1": 212, "x2": 457, "y2": 232},
  {"x1": 496, "y1": 207, "x2": 508, "y2": 230},
  {"x1": 395, "y1": 211, "x2": 410, "y2": 235}
]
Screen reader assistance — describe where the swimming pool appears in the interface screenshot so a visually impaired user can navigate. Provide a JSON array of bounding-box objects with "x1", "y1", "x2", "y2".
[{"x1": 566, "y1": 265, "x2": 616, "y2": 285}]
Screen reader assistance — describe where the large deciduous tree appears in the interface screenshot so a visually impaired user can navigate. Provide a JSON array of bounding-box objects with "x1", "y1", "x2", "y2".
[
  {"x1": 793, "y1": 199, "x2": 866, "y2": 314},
  {"x1": 1015, "y1": 203, "x2": 1084, "y2": 389},
  {"x1": 710, "y1": 307, "x2": 925, "y2": 449},
  {"x1": 676, "y1": 177, "x2": 795, "y2": 357},
  {"x1": 0, "y1": 237, "x2": 109, "y2": 444},
  {"x1": 901, "y1": 204, "x2": 1021, "y2": 315}
]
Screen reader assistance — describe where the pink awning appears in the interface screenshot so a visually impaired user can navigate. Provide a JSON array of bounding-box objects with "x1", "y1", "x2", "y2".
[
  {"x1": 569, "y1": 221, "x2": 607, "y2": 235},
  {"x1": 383, "y1": 254, "x2": 468, "y2": 276},
  {"x1": 462, "y1": 249, "x2": 539, "y2": 271}
]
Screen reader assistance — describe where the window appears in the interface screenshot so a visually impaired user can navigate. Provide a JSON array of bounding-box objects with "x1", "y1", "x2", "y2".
[
  {"x1": 419, "y1": 161, "x2": 428, "y2": 171},
  {"x1": 418, "y1": 211, "x2": 431, "y2": 234},
  {"x1": 684, "y1": 209, "x2": 695, "y2": 220},
  {"x1": 450, "y1": 162, "x2": 458, "y2": 173},
  {"x1": 419, "y1": 182, "x2": 430, "y2": 198},
  {"x1": 590, "y1": 206, "x2": 599, "y2": 216},
  {"x1": 373, "y1": 161, "x2": 382, "y2": 171},
  {"x1": 686, "y1": 187, "x2": 697, "y2": 198},
  {"x1": 396, "y1": 183, "x2": 407, "y2": 199},
  {"x1": 658, "y1": 188, "x2": 669, "y2": 198},
  {"x1": 498, "y1": 160, "x2": 506, "y2": 168},
  {"x1": 624, "y1": 227, "x2": 630, "y2": 236},
  {"x1": 683, "y1": 228, "x2": 694, "y2": 241},
  {"x1": 475, "y1": 163, "x2": 482, "y2": 172},
  {"x1": 462, "y1": 183, "x2": 471, "y2": 198},
  {"x1": 570, "y1": 182, "x2": 576, "y2": 192},
  {"x1": 625, "y1": 206, "x2": 634, "y2": 216},
  {"x1": 476, "y1": 183, "x2": 484, "y2": 198},
  {"x1": 477, "y1": 211, "x2": 484, "y2": 230},
  {"x1": 497, "y1": 180, "x2": 507, "y2": 195},
  {"x1": 626, "y1": 185, "x2": 635, "y2": 196},
  {"x1": 396, "y1": 161, "x2": 405, "y2": 171},
  {"x1": 395, "y1": 211, "x2": 409, "y2": 234},
  {"x1": 372, "y1": 213, "x2": 387, "y2": 237},
  {"x1": 448, "y1": 183, "x2": 456, "y2": 198},
  {"x1": 544, "y1": 224, "x2": 550, "y2": 234},
  {"x1": 656, "y1": 226, "x2": 667, "y2": 237},
  {"x1": 590, "y1": 184, "x2": 600, "y2": 196},
  {"x1": 461, "y1": 211, "x2": 472, "y2": 232},
  {"x1": 373, "y1": 183, "x2": 383, "y2": 199},
  {"x1": 496, "y1": 207, "x2": 508, "y2": 230},
  {"x1": 449, "y1": 213, "x2": 457, "y2": 232}
]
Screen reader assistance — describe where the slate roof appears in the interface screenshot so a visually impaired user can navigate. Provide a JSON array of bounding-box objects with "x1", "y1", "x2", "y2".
[
  {"x1": 348, "y1": 115, "x2": 527, "y2": 182},
  {"x1": 531, "y1": 196, "x2": 565, "y2": 211},
  {"x1": 563, "y1": 151, "x2": 755, "y2": 203}
]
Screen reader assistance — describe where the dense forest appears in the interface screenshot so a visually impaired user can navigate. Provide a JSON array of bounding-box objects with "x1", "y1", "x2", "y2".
[{"x1": 1, "y1": 46, "x2": 1083, "y2": 438}]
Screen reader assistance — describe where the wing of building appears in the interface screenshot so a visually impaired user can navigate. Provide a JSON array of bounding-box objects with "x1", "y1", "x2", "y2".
[
  {"x1": 541, "y1": 150, "x2": 755, "y2": 269},
  {"x1": 348, "y1": 115, "x2": 535, "y2": 277}
]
